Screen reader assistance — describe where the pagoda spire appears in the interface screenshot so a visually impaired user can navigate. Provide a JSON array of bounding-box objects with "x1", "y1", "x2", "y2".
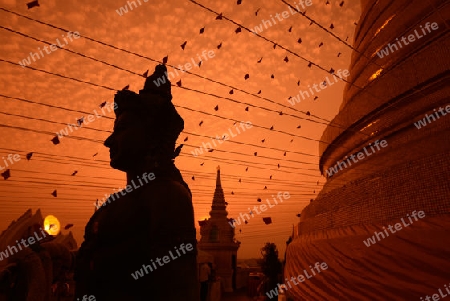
[
  {"x1": 216, "y1": 165, "x2": 222, "y2": 189},
  {"x1": 209, "y1": 165, "x2": 228, "y2": 218},
  {"x1": 198, "y1": 166, "x2": 240, "y2": 293}
]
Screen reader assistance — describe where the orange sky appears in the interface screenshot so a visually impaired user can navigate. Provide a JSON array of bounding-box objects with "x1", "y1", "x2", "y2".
[{"x1": 0, "y1": 0, "x2": 360, "y2": 258}]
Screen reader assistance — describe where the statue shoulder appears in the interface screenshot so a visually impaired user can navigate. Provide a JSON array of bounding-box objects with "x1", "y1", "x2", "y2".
[{"x1": 139, "y1": 179, "x2": 191, "y2": 201}]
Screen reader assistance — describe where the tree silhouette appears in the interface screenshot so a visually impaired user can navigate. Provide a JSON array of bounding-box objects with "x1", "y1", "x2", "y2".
[{"x1": 260, "y1": 242, "x2": 282, "y2": 292}]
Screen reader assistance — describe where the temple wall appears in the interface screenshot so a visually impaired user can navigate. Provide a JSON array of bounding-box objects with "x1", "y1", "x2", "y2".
[
  {"x1": 284, "y1": 0, "x2": 450, "y2": 299},
  {"x1": 319, "y1": 0, "x2": 450, "y2": 171},
  {"x1": 298, "y1": 115, "x2": 450, "y2": 235},
  {"x1": 286, "y1": 107, "x2": 450, "y2": 300},
  {"x1": 285, "y1": 215, "x2": 450, "y2": 300}
]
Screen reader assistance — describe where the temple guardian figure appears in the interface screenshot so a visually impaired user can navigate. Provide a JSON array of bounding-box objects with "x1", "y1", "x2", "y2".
[{"x1": 74, "y1": 65, "x2": 199, "y2": 300}]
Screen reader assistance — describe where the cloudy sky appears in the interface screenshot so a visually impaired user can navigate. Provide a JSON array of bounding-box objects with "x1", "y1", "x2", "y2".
[{"x1": 0, "y1": 0, "x2": 361, "y2": 258}]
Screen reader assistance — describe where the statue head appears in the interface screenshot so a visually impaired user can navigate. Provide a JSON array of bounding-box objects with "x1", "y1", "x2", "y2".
[
  {"x1": 141, "y1": 64, "x2": 172, "y2": 101},
  {"x1": 104, "y1": 65, "x2": 183, "y2": 172}
]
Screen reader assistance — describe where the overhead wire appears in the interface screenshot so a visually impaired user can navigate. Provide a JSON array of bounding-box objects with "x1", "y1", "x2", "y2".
[
  {"x1": 0, "y1": 94, "x2": 320, "y2": 159},
  {"x1": 0, "y1": 2, "x2": 386, "y2": 229},
  {"x1": 0, "y1": 6, "x2": 364, "y2": 133}
]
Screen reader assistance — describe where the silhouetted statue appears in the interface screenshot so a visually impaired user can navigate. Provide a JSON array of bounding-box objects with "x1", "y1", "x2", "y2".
[
  {"x1": 141, "y1": 64, "x2": 172, "y2": 102},
  {"x1": 74, "y1": 65, "x2": 199, "y2": 300}
]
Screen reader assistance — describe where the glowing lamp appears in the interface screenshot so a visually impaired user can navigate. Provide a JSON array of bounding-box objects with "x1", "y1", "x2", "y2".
[
  {"x1": 43, "y1": 215, "x2": 61, "y2": 235},
  {"x1": 369, "y1": 68, "x2": 383, "y2": 81}
]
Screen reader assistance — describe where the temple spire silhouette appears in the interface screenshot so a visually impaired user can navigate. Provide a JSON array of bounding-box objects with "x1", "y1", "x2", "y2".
[
  {"x1": 198, "y1": 166, "x2": 240, "y2": 292},
  {"x1": 209, "y1": 165, "x2": 228, "y2": 219}
]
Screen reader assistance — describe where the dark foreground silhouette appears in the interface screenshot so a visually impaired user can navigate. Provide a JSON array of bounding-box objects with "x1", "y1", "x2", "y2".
[{"x1": 73, "y1": 65, "x2": 199, "y2": 300}]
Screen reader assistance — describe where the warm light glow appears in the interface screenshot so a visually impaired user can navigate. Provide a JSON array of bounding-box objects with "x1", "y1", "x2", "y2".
[
  {"x1": 374, "y1": 14, "x2": 396, "y2": 37},
  {"x1": 369, "y1": 68, "x2": 383, "y2": 81},
  {"x1": 360, "y1": 119, "x2": 379, "y2": 132},
  {"x1": 44, "y1": 215, "x2": 61, "y2": 235},
  {"x1": 371, "y1": 14, "x2": 396, "y2": 58}
]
